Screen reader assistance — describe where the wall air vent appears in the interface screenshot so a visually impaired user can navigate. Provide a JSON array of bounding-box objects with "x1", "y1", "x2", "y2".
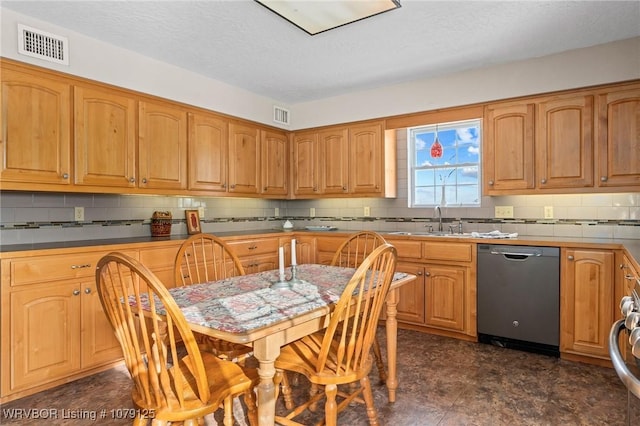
[
  {"x1": 18, "y1": 24, "x2": 69, "y2": 65},
  {"x1": 273, "y1": 106, "x2": 290, "y2": 125}
]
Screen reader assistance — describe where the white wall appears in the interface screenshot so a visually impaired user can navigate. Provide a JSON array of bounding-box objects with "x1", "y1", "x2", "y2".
[
  {"x1": 2, "y1": 8, "x2": 639, "y2": 130},
  {"x1": 293, "y1": 37, "x2": 640, "y2": 129},
  {"x1": 0, "y1": 8, "x2": 287, "y2": 127}
]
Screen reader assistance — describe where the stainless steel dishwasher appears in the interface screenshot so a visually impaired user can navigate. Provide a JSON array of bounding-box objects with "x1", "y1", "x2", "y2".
[{"x1": 477, "y1": 244, "x2": 560, "y2": 356}]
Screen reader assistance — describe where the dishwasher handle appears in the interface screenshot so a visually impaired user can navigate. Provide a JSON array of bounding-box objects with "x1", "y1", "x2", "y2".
[{"x1": 489, "y1": 249, "x2": 542, "y2": 260}]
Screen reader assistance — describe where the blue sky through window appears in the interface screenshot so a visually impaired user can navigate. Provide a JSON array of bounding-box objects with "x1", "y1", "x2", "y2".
[{"x1": 409, "y1": 119, "x2": 481, "y2": 207}]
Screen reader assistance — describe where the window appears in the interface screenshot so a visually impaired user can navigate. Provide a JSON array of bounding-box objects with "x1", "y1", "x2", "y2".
[{"x1": 408, "y1": 119, "x2": 481, "y2": 207}]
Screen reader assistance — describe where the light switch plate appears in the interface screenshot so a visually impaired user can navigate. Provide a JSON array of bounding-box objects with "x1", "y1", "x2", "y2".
[
  {"x1": 274, "y1": 207, "x2": 279, "y2": 217},
  {"x1": 310, "y1": 207, "x2": 316, "y2": 217},
  {"x1": 544, "y1": 206, "x2": 554, "y2": 219},
  {"x1": 364, "y1": 206, "x2": 371, "y2": 217},
  {"x1": 197, "y1": 206, "x2": 205, "y2": 218},
  {"x1": 495, "y1": 206, "x2": 514, "y2": 218}
]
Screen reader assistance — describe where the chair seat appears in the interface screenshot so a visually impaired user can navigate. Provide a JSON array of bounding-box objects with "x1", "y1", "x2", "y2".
[
  {"x1": 131, "y1": 352, "x2": 258, "y2": 421},
  {"x1": 196, "y1": 333, "x2": 254, "y2": 361},
  {"x1": 275, "y1": 332, "x2": 373, "y2": 386}
]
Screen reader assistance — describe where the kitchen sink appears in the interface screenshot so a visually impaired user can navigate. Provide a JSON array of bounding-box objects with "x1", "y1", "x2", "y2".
[{"x1": 384, "y1": 231, "x2": 474, "y2": 238}]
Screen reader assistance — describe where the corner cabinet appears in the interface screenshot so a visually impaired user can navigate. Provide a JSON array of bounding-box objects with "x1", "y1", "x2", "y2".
[
  {"x1": 291, "y1": 121, "x2": 395, "y2": 198},
  {"x1": 560, "y1": 248, "x2": 615, "y2": 362},
  {"x1": 0, "y1": 64, "x2": 72, "y2": 187},
  {"x1": 597, "y1": 83, "x2": 640, "y2": 188}
]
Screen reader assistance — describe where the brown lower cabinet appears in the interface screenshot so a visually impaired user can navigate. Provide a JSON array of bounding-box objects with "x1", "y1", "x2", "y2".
[{"x1": 0, "y1": 233, "x2": 630, "y2": 403}]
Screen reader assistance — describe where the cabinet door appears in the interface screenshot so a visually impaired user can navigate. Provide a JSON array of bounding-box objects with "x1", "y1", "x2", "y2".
[
  {"x1": 228, "y1": 122, "x2": 260, "y2": 194},
  {"x1": 187, "y1": 112, "x2": 228, "y2": 192},
  {"x1": 598, "y1": 85, "x2": 640, "y2": 187},
  {"x1": 483, "y1": 102, "x2": 535, "y2": 193},
  {"x1": 281, "y1": 235, "x2": 316, "y2": 265},
  {"x1": 81, "y1": 279, "x2": 122, "y2": 368},
  {"x1": 74, "y1": 85, "x2": 137, "y2": 188},
  {"x1": 9, "y1": 283, "x2": 81, "y2": 391},
  {"x1": 561, "y1": 249, "x2": 614, "y2": 358},
  {"x1": 138, "y1": 100, "x2": 187, "y2": 190},
  {"x1": 318, "y1": 127, "x2": 349, "y2": 195},
  {"x1": 292, "y1": 131, "x2": 319, "y2": 196},
  {"x1": 394, "y1": 263, "x2": 425, "y2": 325},
  {"x1": 349, "y1": 122, "x2": 384, "y2": 195},
  {"x1": 261, "y1": 129, "x2": 288, "y2": 196},
  {"x1": 0, "y1": 68, "x2": 71, "y2": 185},
  {"x1": 424, "y1": 263, "x2": 466, "y2": 332},
  {"x1": 536, "y1": 94, "x2": 594, "y2": 189}
]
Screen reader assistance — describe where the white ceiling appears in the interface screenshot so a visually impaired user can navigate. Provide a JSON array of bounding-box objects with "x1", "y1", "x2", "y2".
[{"x1": 3, "y1": 1, "x2": 640, "y2": 104}]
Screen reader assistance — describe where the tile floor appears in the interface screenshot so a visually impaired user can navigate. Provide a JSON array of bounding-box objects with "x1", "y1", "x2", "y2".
[{"x1": 0, "y1": 329, "x2": 628, "y2": 425}]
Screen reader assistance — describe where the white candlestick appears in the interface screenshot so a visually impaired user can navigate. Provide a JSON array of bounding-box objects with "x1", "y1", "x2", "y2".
[
  {"x1": 291, "y1": 239, "x2": 297, "y2": 266},
  {"x1": 279, "y1": 246, "x2": 285, "y2": 278}
]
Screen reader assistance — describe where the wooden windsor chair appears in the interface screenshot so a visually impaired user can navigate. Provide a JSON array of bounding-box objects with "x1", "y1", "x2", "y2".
[
  {"x1": 95, "y1": 252, "x2": 258, "y2": 426},
  {"x1": 274, "y1": 244, "x2": 398, "y2": 426},
  {"x1": 331, "y1": 231, "x2": 389, "y2": 384},
  {"x1": 174, "y1": 233, "x2": 253, "y2": 361}
]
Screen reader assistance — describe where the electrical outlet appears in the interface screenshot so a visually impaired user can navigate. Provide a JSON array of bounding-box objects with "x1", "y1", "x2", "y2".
[
  {"x1": 274, "y1": 207, "x2": 279, "y2": 217},
  {"x1": 74, "y1": 207, "x2": 85, "y2": 222},
  {"x1": 544, "y1": 206, "x2": 554, "y2": 219},
  {"x1": 197, "y1": 207, "x2": 205, "y2": 218},
  {"x1": 363, "y1": 206, "x2": 371, "y2": 217},
  {"x1": 494, "y1": 206, "x2": 514, "y2": 219},
  {"x1": 310, "y1": 207, "x2": 316, "y2": 217}
]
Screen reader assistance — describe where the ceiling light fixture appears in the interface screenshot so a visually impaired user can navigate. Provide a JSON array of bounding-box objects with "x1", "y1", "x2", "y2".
[{"x1": 256, "y1": 0, "x2": 401, "y2": 35}]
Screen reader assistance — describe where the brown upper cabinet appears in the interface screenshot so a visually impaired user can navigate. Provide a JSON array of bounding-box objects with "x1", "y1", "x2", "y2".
[
  {"x1": 597, "y1": 84, "x2": 640, "y2": 188},
  {"x1": 1, "y1": 65, "x2": 72, "y2": 187},
  {"x1": 291, "y1": 121, "x2": 395, "y2": 198},
  {"x1": 138, "y1": 99, "x2": 188, "y2": 191},
  {"x1": 74, "y1": 84, "x2": 137, "y2": 188},
  {"x1": 187, "y1": 111, "x2": 228, "y2": 192},
  {"x1": 484, "y1": 82, "x2": 639, "y2": 195},
  {"x1": 260, "y1": 128, "x2": 289, "y2": 197}
]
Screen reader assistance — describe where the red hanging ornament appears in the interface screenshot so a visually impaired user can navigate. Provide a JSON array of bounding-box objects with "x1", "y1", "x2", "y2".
[
  {"x1": 430, "y1": 137, "x2": 443, "y2": 158},
  {"x1": 430, "y1": 125, "x2": 443, "y2": 158}
]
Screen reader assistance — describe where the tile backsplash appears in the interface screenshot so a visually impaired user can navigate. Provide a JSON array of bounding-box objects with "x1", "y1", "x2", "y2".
[{"x1": 1, "y1": 190, "x2": 638, "y2": 244}]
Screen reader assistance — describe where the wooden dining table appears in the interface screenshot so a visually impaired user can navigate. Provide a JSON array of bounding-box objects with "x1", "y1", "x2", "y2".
[{"x1": 156, "y1": 263, "x2": 416, "y2": 426}]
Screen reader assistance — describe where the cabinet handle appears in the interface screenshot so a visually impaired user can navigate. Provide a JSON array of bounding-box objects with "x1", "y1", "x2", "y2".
[
  {"x1": 230, "y1": 184, "x2": 236, "y2": 189},
  {"x1": 264, "y1": 187, "x2": 268, "y2": 191},
  {"x1": 248, "y1": 245, "x2": 258, "y2": 250},
  {"x1": 342, "y1": 185, "x2": 347, "y2": 191},
  {"x1": 129, "y1": 177, "x2": 135, "y2": 183},
  {"x1": 568, "y1": 255, "x2": 574, "y2": 260},
  {"x1": 488, "y1": 180, "x2": 494, "y2": 186},
  {"x1": 62, "y1": 173, "x2": 69, "y2": 179},
  {"x1": 222, "y1": 183, "x2": 227, "y2": 189},
  {"x1": 73, "y1": 289, "x2": 80, "y2": 296},
  {"x1": 601, "y1": 176, "x2": 608, "y2": 182},
  {"x1": 142, "y1": 178, "x2": 147, "y2": 184},
  {"x1": 71, "y1": 264, "x2": 91, "y2": 269},
  {"x1": 84, "y1": 288, "x2": 92, "y2": 294},
  {"x1": 313, "y1": 187, "x2": 318, "y2": 192},
  {"x1": 541, "y1": 178, "x2": 547, "y2": 184},
  {"x1": 416, "y1": 271, "x2": 423, "y2": 276},
  {"x1": 425, "y1": 271, "x2": 431, "y2": 277}
]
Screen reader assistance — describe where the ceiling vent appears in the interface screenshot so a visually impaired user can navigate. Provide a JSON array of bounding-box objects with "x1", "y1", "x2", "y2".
[
  {"x1": 273, "y1": 106, "x2": 290, "y2": 125},
  {"x1": 18, "y1": 24, "x2": 69, "y2": 65}
]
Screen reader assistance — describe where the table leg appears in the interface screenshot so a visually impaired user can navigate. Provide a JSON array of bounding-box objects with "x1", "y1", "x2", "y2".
[
  {"x1": 253, "y1": 334, "x2": 283, "y2": 426},
  {"x1": 385, "y1": 288, "x2": 400, "y2": 402}
]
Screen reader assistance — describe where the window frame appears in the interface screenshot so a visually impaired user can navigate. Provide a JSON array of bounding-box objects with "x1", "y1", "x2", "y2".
[{"x1": 407, "y1": 118, "x2": 482, "y2": 208}]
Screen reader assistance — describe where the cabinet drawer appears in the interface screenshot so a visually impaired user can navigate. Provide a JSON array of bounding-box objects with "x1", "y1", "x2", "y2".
[
  {"x1": 423, "y1": 242, "x2": 472, "y2": 262},
  {"x1": 389, "y1": 240, "x2": 423, "y2": 260},
  {"x1": 139, "y1": 245, "x2": 181, "y2": 269},
  {"x1": 227, "y1": 238, "x2": 280, "y2": 258},
  {"x1": 10, "y1": 253, "x2": 105, "y2": 286}
]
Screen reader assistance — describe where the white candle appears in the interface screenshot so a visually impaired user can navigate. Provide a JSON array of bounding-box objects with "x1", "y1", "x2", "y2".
[
  {"x1": 279, "y1": 246, "x2": 285, "y2": 278},
  {"x1": 291, "y1": 239, "x2": 297, "y2": 266}
]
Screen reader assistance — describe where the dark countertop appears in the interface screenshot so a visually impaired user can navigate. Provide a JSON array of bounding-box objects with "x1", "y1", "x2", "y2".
[{"x1": 1, "y1": 228, "x2": 639, "y2": 268}]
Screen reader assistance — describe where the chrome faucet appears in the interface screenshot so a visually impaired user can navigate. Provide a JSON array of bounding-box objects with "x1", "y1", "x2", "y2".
[{"x1": 434, "y1": 206, "x2": 443, "y2": 232}]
